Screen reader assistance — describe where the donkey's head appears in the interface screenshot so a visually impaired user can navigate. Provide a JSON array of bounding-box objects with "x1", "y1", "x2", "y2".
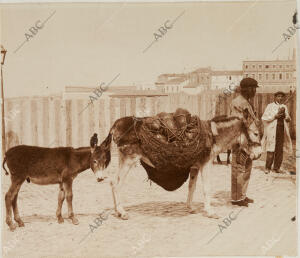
[
  {"x1": 90, "y1": 133, "x2": 111, "y2": 182},
  {"x1": 211, "y1": 110, "x2": 262, "y2": 160}
]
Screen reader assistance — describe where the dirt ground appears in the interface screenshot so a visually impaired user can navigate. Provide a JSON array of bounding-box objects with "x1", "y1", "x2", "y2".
[{"x1": 1, "y1": 154, "x2": 297, "y2": 257}]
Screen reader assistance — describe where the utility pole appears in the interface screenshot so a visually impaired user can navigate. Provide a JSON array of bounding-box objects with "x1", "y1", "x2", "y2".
[{"x1": 1, "y1": 45, "x2": 7, "y2": 155}]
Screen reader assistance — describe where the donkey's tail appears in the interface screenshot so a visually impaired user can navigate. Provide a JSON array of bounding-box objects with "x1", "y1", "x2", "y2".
[{"x1": 2, "y1": 157, "x2": 9, "y2": 175}]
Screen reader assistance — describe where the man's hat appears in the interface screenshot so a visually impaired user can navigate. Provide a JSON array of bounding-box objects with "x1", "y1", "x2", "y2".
[
  {"x1": 240, "y1": 78, "x2": 259, "y2": 88},
  {"x1": 274, "y1": 91, "x2": 286, "y2": 97}
]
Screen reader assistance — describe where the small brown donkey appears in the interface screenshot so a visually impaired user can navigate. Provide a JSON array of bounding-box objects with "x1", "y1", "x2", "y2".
[{"x1": 2, "y1": 134, "x2": 97, "y2": 231}]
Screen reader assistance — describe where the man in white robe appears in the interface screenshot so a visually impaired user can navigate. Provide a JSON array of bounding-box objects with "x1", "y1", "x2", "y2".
[{"x1": 261, "y1": 91, "x2": 293, "y2": 173}]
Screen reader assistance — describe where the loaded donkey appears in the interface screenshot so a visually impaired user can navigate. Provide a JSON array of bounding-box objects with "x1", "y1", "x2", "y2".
[{"x1": 89, "y1": 108, "x2": 262, "y2": 220}]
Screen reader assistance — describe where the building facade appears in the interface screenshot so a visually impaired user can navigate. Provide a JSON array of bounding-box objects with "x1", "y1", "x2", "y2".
[
  {"x1": 242, "y1": 50, "x2": 296, "y2": 93},
  {"x1": 155, "y1": 73, "x2": 188, "y2": 93},
  {"x1": 211, "y1": 70, "x2": 243, "y2": 90},
  {"x1": 187, "y1": 67, "x2": 212, "y2": 91},
  {"x1": 155, "y1": 49, "x2": 297, "y2": 94},
  {"x1": 155, "y1": 68, "x2": 242, "y2": 93}
]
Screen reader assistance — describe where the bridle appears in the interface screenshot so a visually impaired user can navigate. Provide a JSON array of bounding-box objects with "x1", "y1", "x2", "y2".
[{"x1": 240, "y1": 119, "x2": 261, "y2": 147}]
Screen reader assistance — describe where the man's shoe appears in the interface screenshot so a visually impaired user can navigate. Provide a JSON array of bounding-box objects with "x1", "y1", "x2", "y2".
[
  {"x1": 264, "y1": 169, "x2": 270, "y2": 174},
  {"x1": 231, "y1": 200, "x2": 248, "y2": 207},
  {"x1": 245, "y1": 197, "x2": 254, "y2": 203}
]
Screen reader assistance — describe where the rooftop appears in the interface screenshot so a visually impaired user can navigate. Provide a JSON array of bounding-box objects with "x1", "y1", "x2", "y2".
[
  {"x1": 243, "y1": 59, "x2": 294, "y2": 63},
  {"x1": 211, "y1": 70, "x2": 243, "y2": 76},
  {"x1": 190, "y1": 67, "x2": 212, "y2": 73}
]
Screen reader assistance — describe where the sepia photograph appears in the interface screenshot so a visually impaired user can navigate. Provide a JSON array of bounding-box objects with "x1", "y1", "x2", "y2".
[{"x1": 0, "y1": 1, "x2": 299, "y2": 257}]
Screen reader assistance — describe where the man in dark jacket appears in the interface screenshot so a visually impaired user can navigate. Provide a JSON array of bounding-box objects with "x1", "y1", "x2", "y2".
[{"x1": 230, "y1": 78, "x2": 259, "y2": 207}]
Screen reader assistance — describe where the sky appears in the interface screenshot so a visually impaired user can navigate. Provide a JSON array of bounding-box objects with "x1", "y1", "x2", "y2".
[{"x1": 0, "y1": 0, "x2": 298, "y2": 98}]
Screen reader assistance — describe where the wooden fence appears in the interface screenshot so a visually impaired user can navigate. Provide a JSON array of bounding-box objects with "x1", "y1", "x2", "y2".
[{"x1": 3, "y1": 91, "x2": 296, "y2": 150}]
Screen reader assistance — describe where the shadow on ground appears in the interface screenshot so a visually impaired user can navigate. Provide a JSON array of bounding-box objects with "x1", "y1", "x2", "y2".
[
  {"x1": 125, "y1": 201, "x2": 204, "y2": 217},
  {"x1": 125, "y1": 193, "x2": 234, "y2": 218}
]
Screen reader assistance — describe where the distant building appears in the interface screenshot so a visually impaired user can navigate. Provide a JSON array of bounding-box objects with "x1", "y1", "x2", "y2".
[
  {"x1": 155, "y1": 68, "x2": 242, "y2": 93},
  {"x1": 243, "y1": 49, "x2": 297, "y2": 93},
  {"x1": 135, "y1": 83, "x2": 156, "y2": 91},
  {"x1": 155, "y1": 73, "x2": 188, "y2": 93},
  {"x1": 211, "y1": 70, "x2": 243, "y2": 90},
  {"x1": 187, "y1": 67, "x2": 212, "y2": 91},
  {"x1": 155, "y1": 48, "x2": 297, "y2": 94}
]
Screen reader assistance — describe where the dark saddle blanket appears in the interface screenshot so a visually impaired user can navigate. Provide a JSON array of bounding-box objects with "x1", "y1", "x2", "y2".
[{"x1": 137, "y1": 108, "x2": 214, "y2": 191}]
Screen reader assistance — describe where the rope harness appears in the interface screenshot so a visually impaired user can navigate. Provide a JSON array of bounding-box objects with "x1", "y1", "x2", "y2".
[{"x1": 135, "y1": 113, "x2": 213, "y2": 171}]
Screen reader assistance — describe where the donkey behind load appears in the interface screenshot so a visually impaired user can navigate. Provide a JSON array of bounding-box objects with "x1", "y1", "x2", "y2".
[
  {"x1": 89, "y1": 109, "x2": 262, "y2": 220},
  {"x1": 2, "y1": 134, "x2": 98, "y2": 231}
]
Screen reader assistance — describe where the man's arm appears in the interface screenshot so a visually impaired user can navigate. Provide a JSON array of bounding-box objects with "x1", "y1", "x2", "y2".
[{"x1": 284, "y1": 105, "x2": 291, "y2": 122}]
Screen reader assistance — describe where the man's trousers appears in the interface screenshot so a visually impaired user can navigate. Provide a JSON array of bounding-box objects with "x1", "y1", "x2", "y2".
[{"x1": 231, "y1": 150, "x2": 252, "y2": 202}]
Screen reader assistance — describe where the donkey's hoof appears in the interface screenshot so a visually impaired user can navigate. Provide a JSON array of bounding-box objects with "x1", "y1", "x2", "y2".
[
  {"x1": 57, "y1": 217, "x2": 64, "y2": 224},
  {"x1": 8, "y1": 223, "x2": 17, "y2": 232},
  {"x1": 71, "y1": 217, "x2": 79, "y2": 225},
  {"x1": 17, "y1": 220, "x2": 25, "y2": 227},
  {"x1": 207, "y1": 213, "x2": 219, "y2": 219},
  {"x1": 119, "y1": 213, "x2": 129, "y2": 220},
  {"x1": 203, "y1": 211, "x2": 219, "y2": 219},
  {"x1": 187, "y1": 207, "x2": 197, "y2": 214}
]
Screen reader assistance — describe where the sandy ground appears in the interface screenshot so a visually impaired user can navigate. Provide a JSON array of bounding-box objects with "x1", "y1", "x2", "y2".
[{"x1": 1, "y1": 154, "x2": 297, "y2": 258}]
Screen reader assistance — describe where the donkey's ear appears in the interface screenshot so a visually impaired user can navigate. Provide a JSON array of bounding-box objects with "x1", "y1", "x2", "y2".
[{"x1": 90, "y1": 133, "x2": 98, "y2": 152}]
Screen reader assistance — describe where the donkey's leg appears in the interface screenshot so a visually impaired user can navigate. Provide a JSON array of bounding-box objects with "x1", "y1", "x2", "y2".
[
  {"x1": 63, "y1": 180, "x2": 79, "y2": 225},
  {"x1": 227, "y1": 150, "x2": 231, "y2": 165},
  {"x1": 56, "y1": 183, "x2": 65, "y2": 224},
  {"x1": 5, "y1": 177, "x2": 25, "y2": 231},
  {"x1": 200, "y1": 160, "x2": 219, "y2": 219},
  {"x1": 12, "y1": 189, "x2": 25, "y2": 227},
  {"x1": 187, "y1": 166, "x2": 199, "y2": 213},
  {"x1": 111, "y1": 155, "x2": 139, "y2": 220}
]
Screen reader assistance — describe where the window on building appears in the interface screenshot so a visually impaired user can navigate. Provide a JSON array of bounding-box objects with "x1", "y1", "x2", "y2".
[
  {"x1": 286, "y1": 73, "x2": 289, "y2": 79},
  {"x1": 229, "y1": 76, "x2": 232, "y2": 80},
  {"x1": 177, "y1": 86, "x2": 179, "y2": 92},
  {"x1": 245, "y1": 74, "x2": 248, "y2": 78},
  {"x1": 279, "y1": 65, "x2": 282, "y2": 68},
  {"x1": 245, "y1": 65, "x2": 248, "y2": 69},
  {"x1": 259, "y1": 74, "x2": 262, "y2": 80},
  {"x1": 279, "y1": 73, "x2": 282, "y2": 79},
  {"x1": 259, "y1": 65, "x2": 262, "y2": 69},
  {"x1": 286, "y1": 65, "x2": 289, "y2": 68},
  {"x1": 252, "y1": 65, "x2": 255, "y2": 69},
  {"x1": 252, "y1": 74, "x2": 255, "y2": 79},
  {"x1": 272, "y1": 74, "x2": 275, "y2": 80},
  {"x1": 273, "y1": 65, "x2": 276, "y2": 68},
  {"x1": 266, "y1": 74, "x2": 269, "y2": 80},
  {"x1": 265, "y1": 65, "x2": 269, "y2": 68}
]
